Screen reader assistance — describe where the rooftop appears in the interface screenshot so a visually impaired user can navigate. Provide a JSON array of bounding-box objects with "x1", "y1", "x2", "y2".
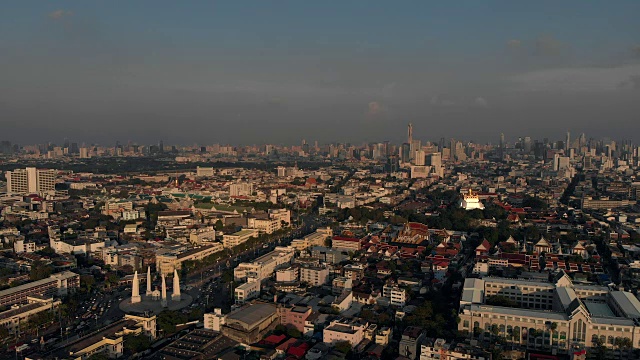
[
  {"x1": 610, "y1": 291, "x2": 640, "y2": 319},
  {"x1": 225, "y1": 303, "x2": 277, "y2": 329}
]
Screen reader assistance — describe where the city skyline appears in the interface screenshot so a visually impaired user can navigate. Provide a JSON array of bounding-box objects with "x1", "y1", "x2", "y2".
[
  {"x1": 2, "y1": 1, "x2": 640, "y2": 144},
  {"x1": 0, "y1": 128, "x2": 634, "y2": 149}
]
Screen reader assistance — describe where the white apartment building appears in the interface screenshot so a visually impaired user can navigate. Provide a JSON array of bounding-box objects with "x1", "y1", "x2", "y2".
[
  {"x1": 13, "y1": 238, "x2": 37, "y2": 253},
  {"x1": 275, "y1": 267, "x2": 299, "y2": 283},
  {"x1": 300, "y1": 265, "x2": 330, "y2": 286},
  {"x1": 122, "y1": 209, "x2": 144, "y2": 221},
  {"x1": 156, "y1": 244, "x2": 224, "y2": 275},
  {"x1": 49, "y1": 237, "x2": 107, "y2": 255},
  {"x1": 291, "y1": 228, "x2": 332, "y2": 251},
  {"x1": 189, "y1": 227, "x2": 217, "y2": 245},
  {"x1": 233, "y1": 246, "x2": 295, "y2": 282},
  {"x1": 6, "y1": 167, "x2": 57, "y2": 195},
  {"x1": 383, "y1": 284, "x2": 407, "y2": 307},
  {"x1": 459, "y1": 271, "x2": 640, "y2": 355},
  {"x1": 204, "y1": 308, "x2": 225, "y2": 331},
  {"x1": 196, "y1": 166, "x2": 215, "y2": 177},
  {"x1": 229, "y1": 182, "x2": 253, "y2": 197},
  {"x1": 323, "y1": 318, "x2": 368, "y2": 346},
  {"x1": 247, "y1": 217, "x2": 281, "y2": 234},
  {"x1": 234, "y1": 280, "x2": 260, "y2": 304},
  {"x1": 268, "y1": 209, "x2": 291, "y2": 225},
  {"x1": 222, "y1": 229, "x2": 259, "y2": 248}
]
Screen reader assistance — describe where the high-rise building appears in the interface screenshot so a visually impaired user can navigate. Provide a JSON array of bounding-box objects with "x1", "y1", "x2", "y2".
[
  {"x1": 523, "y1": 136, "x2": 532, "y2": 153},
  {"x1": 79, "y1": 147, "x2": 90, "y2": 159},
  {"x1": 0, "y1": 141, "x2": 13, "y2": 155},
  {"x1": 400, "y1": 143, "x2": 411, "y2": 163},
  {"x1": 427, "y1": 153, "x2": 442, "y2": 167},
  {"x1": 6, "y1": 167, "x2": 57, "y2": 195},
  {"x1": 407, "y1": 123, "x2": 413, "y2": 145},
  {"x1": 413, "y1": 149, "x2": 425, "y2": 166}
]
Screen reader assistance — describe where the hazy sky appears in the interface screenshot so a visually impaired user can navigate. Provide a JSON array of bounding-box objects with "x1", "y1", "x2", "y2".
[{"x1": 1, "y1": 1, "x2": 640, "y2": 146}]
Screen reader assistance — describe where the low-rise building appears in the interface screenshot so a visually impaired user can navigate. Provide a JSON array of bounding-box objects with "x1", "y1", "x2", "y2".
[
  {"x1": 220, "y1": 302, "x2": 279, "y2": 344},
  {"x1": 0, "y1": 296, "x2": 61, "y2": 335},
  {"x1": 399, "y1": 326, "x2": 425, "y2": 360},
  {"x1": 420, "y1": 338, "x2": 489, "y2": 360},
  {"x1": 300, "y1": 265, "x2": 330, "y2": 287},
  {"x1": 279, "y1": 306, "x2": 312, "y2": 333},
  {"x1": 323, "y1": 318, "x2": 368, "y2": 346},
  {"x1": 156, "y1": 244, "x2": 223, "y2": 275},
  {"x1": 235, "y1": 280, "x2": 261, "y2": 304},
  {"x1": 275, "y1": 266, "x2": 299, "y2": 283},
  {"x1": 0, "y1": 271, "x2": 79, "y2": 307},
  {"x1": 383, "y1": 284, "x2": 407, "y2": 307},
  {"x1": 223, "y1": 229, "x2": 259, "y2": 248},
  {"x1": 234, "y1": 247, "x2": 295, "y2": 282},
  {"x1": 13, "y1": 238, "x2": 37, "y2": 253},
  {"x1": 54, "y1": 314, "x2": 156, "y2": 359},
  {"x1": 458, "y1": 271, "x2": 640, "y2": 354},
  {"x1": 331, "y1": 236, "x2": 361, "y2": 252}
]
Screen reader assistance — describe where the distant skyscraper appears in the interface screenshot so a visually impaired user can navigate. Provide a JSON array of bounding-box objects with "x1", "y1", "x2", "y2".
[
  {"x1": 499, "y1": 133, "x2": 505, "y2": 159},
  {"x1": 523, "y1": 136, "x2": 532, "y2": 153},
  {"x1": 407, "y1": 122, "x2": 413, "y2": 145},
  {"x1": 565, "y1": 131, "x2": 570, "y2": 152},
  {"x1": 401, "y1": 143, "x2": 411, "y2": 163}
]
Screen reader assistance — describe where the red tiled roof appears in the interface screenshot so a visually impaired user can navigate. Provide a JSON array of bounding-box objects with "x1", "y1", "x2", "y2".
[{"x1": 332, "y1": 236, "x2": 360, "y2": 242}]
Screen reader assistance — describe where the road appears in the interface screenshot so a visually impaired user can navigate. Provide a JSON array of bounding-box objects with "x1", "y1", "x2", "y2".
[{"x1": 185, "y1": 214, "x2": 329, "y2": 288}]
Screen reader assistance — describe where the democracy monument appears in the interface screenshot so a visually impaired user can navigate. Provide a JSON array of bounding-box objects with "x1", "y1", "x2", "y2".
[{"x1": 119, "y1": 266, "x2": 192, "y2": 314}]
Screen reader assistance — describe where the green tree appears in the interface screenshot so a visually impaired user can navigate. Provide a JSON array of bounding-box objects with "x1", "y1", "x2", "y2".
[
  {"x1": 30, "y1": 260, "x2": 53, "y2": 281},
  {"x1": 157, "y1": 310, "x2": 187, "y2": 335},
  {"x1": 214, "y1": 220, "x2": 224, "y2": 231},
  {"x1": 334, "y1": 341, "x2": 352, "y2": 354},
  {"x1": 287, "y1": 327, "x2": 302, "y2": 338},
  {"x1": 80, "y1": 275, "x2": 96, "y2": 293},
  {"x1": 124, "y1": 334, "x2": 151, "y2": 353},
  {"x1": 87, "y1": 354, "x2": 110, "y2": 360}
]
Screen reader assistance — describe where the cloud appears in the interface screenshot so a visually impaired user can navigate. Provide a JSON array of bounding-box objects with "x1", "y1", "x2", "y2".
[
  {"x1": 534, "y1": 35, "x2": 564, "y2": 56},
  {"x1": 367, "y1": 101, "x2": 382, "y2": 116},
  {"x1": 509, "y1": 64, "x2": 640, "y2": 92},
  {"x1": 474, "y1": 97, "x2": 489, "y2": 108},
  {"x1": 48, "y1": 10, "x2": 73, "y2": 20},
  {"x1": 506, "y1": 39, "x2": 522, "y2": 49}
]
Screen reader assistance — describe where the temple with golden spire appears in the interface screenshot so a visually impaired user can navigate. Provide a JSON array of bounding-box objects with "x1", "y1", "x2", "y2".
[{"x1": 460, "y1": 189, "x2": 484, "y2": 210}]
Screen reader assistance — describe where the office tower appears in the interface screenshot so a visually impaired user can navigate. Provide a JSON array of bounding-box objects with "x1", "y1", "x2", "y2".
[
  {"x1": 499, "y1": 133, "x2": 505, "y2": 159},
  {"x1": 6, "y1": 167, "x2": 57, "y2": 195},
  {"x1": 79, "y1": 147, "x2": 90, "y2": 159},
  {"x1": 553, "y1": 154, "x2": 570, "y2": 171},
  {"x1": 159, "y1": 140, "x2": 164, "y2": 153},
  {"x1": 428, "y1": 152, "x2": 442, "y2": 167},
  {"x1": 565, "y1": 131, "x2": 570, "y2": 152},
  {"x1": 407, "y1": 123, "x2": 413, "y2": 145},
  {"x1": 414, "y1": 149, "x2": 426, "y2": 166},
  {"x1": 523, "y1": 136, "x2": 532, "y2": 153},
  {"x1": 0, "y1": 141, "x2": 12, "y2": 155},
  {"x1": 439, "y1": 137, "x2": 445, "y2": 154},
  {"x1": 401, "y1": 143, "x2": 411, "y2": 163}
]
